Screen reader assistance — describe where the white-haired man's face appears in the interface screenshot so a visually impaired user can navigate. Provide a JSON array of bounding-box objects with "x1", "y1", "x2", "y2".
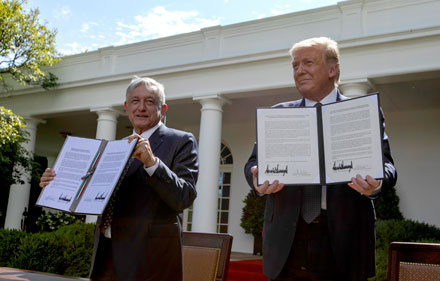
[{"x1": 124, "y1": 84, "x2": 167, "y2": 134}]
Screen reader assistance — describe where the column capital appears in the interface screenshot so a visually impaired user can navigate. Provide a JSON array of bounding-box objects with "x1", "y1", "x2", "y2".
[
  {"x1": 339, "y1": 79, "x2": 373, "y2": 98},
  {"x1": 193, "y1": 95, "x2": 231, "y2": 112},
  {"x1": 23, "y1": 117, "x2": 46, "y2": 128},
  {"x1": 90, "y1": 107, "x2": 123, "y2": 116}
]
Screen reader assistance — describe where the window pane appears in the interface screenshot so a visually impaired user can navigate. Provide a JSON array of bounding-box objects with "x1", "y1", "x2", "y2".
[
  {"x1": 221, "y1": 212, "x2": 229, "y2": 223},
  {"x1": 221, "y1": 146, "x2": 229, "y2": 158},
  {"x1": 222, "y1": 186, "x2": 230, "y2": 197},
  {"x1": 224, "y1": 154, "x2": 233, "y2": 164},
  {"x1": 223, "y1": 173, "x2": 231, "y2": 184},
  {"x1": 221, "y1": 198, "x2": 229, "y2": 210},
  {"x1": 220, "y1": 225, "x2": 228, "y2": 233}
]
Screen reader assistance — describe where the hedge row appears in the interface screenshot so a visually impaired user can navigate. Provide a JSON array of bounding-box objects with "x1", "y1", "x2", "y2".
[
  {"x1": 0, "y1": 222, "x2": 95, "y2": 277},
  {"x1": 371, "y1": 219, "x2": 440, "y2": 281},
  {"x1": 1, "y1": 219, "x2": 440, "y2": 280}
]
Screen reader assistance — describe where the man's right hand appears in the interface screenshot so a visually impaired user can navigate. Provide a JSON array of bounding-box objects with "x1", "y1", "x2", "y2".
[
  {"x1": 251, "y1": 166, "x2": 285, "y2": 194},
  {"x1": 39, "y1": 168, "x2": 56, "y2": 188}
]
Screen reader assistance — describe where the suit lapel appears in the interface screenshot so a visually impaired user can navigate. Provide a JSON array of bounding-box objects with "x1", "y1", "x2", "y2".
[
  {"x1": 148, "y1": 123, "x2": 165, "y2": 153},
  {"x1": 337, "y1": 89, "x2": 348, "y2": 101}
]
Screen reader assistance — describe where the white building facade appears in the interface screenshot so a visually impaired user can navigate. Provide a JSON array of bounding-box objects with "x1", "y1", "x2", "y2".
[{"x1": 1, "y1": 0, "x2": 440, "y2": 253}]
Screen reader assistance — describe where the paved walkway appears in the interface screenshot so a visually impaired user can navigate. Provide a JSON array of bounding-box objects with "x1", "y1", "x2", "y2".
[
  {"x1": 230, "y1": 251, "x2": 262, "y2": 261},
  {"x1": 0, "y1": 268, "x2": 88, "y2": 281},
  {"x1": 0, "y1": 252, "x2": 262, "y2": 281}
]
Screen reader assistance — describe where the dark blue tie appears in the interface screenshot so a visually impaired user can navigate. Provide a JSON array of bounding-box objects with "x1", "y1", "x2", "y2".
[{"x1": 301, "y1": 102, "x2": 322, "y2": 223}]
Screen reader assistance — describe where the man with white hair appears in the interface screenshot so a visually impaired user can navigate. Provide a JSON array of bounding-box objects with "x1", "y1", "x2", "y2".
[{"x1": 40, "y1": 76, "x2": 199, "y2": 281}]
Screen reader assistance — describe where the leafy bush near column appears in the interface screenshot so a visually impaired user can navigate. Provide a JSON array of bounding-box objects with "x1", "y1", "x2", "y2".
[
  {"x1": 12, "y1": 231, "x2": 65, "y2": 273},
  {"x1": 240, "y1": 190, "x2": 266, "y2": 236},
  {"x1": 374, "y1": 185, "x2": 403, "y2": 220},
  {"x1": 370, "y1": 219, "x2": 440, "y2": 281},
  {"x1": 35, "y1": 210, "x2": 84, "y2": 232},
  {"x1": 0, "y1": 222, "x2": 95, "y2": 277},
  {"x1": 0, "y1": 228, "x2": 28, "y2": 266},
  {"x1": 55, "y1": 221, "x2": 95, "y2": 276}
]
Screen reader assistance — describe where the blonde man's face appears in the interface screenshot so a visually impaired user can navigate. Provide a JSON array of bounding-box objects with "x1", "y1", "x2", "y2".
[{"x1": 292, "y1": 46, "x2": 337, "y2": 101}]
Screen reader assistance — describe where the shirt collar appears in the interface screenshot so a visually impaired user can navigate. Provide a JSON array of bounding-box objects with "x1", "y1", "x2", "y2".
[
  {"x1": 133, "y1": 121, "x2": 162, "y2": 139},
  {"x1": 305, "y1": 87, "x2": 338, "y2": 107}
]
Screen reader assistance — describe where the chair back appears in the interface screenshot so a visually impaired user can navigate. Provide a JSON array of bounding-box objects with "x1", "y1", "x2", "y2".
[
  {"x1": 387, "y1": 241, "x2": 440, "y2": 281},
  {"x1": 182, "y1": 231, "x2": 233, "y2": 281}
]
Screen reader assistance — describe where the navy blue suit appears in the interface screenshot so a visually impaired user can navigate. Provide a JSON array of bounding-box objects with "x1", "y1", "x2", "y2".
[
  {"x1": 91, "y1": 123, "x2": 198, "y2": 281},
  {"x1": 244, "y1": 91, "x2": 397, "y2": 280}
]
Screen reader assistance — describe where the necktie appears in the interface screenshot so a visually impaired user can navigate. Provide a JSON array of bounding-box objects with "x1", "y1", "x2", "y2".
[
  {"x1": 301, "y1": 102, "x2": 322, "y2": 223},
  {"x1": 301, "y1": 186, "x2": 322, "y2": 223},
  {"x1": 101, "y1": 157, "x2": 135, "y2": 230}
]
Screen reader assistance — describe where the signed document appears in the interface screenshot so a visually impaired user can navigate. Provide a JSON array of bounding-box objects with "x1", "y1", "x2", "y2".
[
  {"x1": 36, "y1": 136, "x2": 137, "y2": 215},
  {"x1": 257, "y1": 93, "x2": 384, "y2": 185}
]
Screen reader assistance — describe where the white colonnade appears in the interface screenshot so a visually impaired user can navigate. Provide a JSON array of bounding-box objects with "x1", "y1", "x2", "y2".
[
  {"x1": 191, "y1": 95, "x2": 229, "y2": 233},
  {"x1": 4, "y1": 118, "x2": 45, "y2": 229}
]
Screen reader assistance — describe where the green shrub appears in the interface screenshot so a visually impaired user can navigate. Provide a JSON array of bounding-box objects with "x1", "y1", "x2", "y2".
[
  {"x1": 370, "y1": 219, "x2": 440, "y2": 281},
  {"x1": 375, "y1": 219, "x2": 440, "y2": 250},
  {"x1": 0, "y1": 222, "x2": 95, "y2": 277},
  {"x1": 240, "y1": 191, "x2": 266, "y2": 236},
  {"x1": 36, "y1": 211, "x2": 83, "y2": 232},
  {"x1": 12, "y1": 231, "x2": 65, "y2": 273},
  {"x1": 0, "y1": 228, "x2": 29, "y2": 266},
  {"x1": 374, "y1": 186, "x2": 403, "y2": 220},
  {"x1": 54, "y1": 222, "x2": 95, "y2": 276}
]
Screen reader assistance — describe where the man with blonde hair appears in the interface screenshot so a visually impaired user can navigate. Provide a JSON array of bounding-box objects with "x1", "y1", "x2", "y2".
[{"x1": 244, "y1": 37, "x2": 397, "y2": 280}]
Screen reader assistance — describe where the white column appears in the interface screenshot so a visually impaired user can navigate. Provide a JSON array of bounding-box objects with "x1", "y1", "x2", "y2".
[
  {"x1": 192, "y1": 95, "x2": 229, "y2": 233},
  {"x1": 91, "y1": 107, "x2": 121, "y2": 141},
  {"x1": 5, "y1": 118, "x2": 45, "y2": 230},
  {"x1": 339, "y1": 79, "x2": 371, "y2": 98},
  {"x1": 86, "y1": 107, "x2": 121, "y2": 223}
]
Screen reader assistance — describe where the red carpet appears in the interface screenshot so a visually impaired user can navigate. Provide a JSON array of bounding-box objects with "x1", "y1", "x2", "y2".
[{"x1": 227, "y1": 259, "x2": 266, "y2": 281}]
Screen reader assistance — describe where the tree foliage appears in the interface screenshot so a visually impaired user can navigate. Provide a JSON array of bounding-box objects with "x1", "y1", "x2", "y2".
[
  {"x1": 0, "y1": 0, "x2": 59, "y2": 92},
  {"x1": 374, "y1": 185, "x2": 403, "y2": 220},
  {"x1": 240, "y1": 190, "x2": 266, "y2": 236},
  {"x1": 0, "y1": 106, "x2": 32, "y2": 188}
]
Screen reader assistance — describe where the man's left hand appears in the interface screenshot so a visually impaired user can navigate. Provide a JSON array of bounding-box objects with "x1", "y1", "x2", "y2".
[
  {"x1": 128, "y1": 134, "x2": 157, "y2": 167},
  {"x1": 348, "y1": 174, "x2": 381, "y2": 196}
]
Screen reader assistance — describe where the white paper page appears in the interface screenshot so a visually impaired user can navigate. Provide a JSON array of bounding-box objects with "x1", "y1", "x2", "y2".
[
  {"x1": 322, "y1": 94, "x2": 384, "y2": 184},
  {"x1": 73, "y1": 139, "x2": 136, "y2": 215},
  {"x1": 36, "y1": 136, "x2": 102, "y2": 211},
  {"x1": 257, "y1": 107, "x2": 320, "y2": 185}
]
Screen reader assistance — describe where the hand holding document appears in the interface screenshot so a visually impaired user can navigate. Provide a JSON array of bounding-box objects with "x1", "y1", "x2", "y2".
[
  {"x1": 256, "y1": 93, "x2": 384, "y2": 186},
  {"x1": 36, "y1": 136, "x2": 137, "y2": 215}
]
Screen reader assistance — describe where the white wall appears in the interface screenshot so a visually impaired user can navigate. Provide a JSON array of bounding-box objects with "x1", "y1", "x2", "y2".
[
  {"x1": 386, "y1": 108, "x2": 440, "y2": 227},
  {"x1": 223, "y1": 121, "x2": 257, "y2": 253}
]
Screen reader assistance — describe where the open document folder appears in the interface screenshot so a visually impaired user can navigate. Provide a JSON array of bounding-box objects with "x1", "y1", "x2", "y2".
[
  {"x1": 36, "y1": 136, "x2": 137, "y2": 215},
  {"x1": 256, "y1": 93, "x2": 384, "y2": 186}
]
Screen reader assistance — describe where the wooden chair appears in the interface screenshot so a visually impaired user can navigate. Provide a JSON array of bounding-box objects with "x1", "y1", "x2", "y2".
[
  {"x1": 387, "y1": 241, "x2": 440, "y2": 281},
  {"x1": 182, "y1": 231, "x2": 233, "y2": 281}
]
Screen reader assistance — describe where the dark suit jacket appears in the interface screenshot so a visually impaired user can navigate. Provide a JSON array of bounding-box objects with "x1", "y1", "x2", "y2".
[
  {"x1": 244, "y1": 91, "x2": 397, "y2": 280},
  {"x1": 90, "y1": 123, "x2": 198, "y2": 281}
]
